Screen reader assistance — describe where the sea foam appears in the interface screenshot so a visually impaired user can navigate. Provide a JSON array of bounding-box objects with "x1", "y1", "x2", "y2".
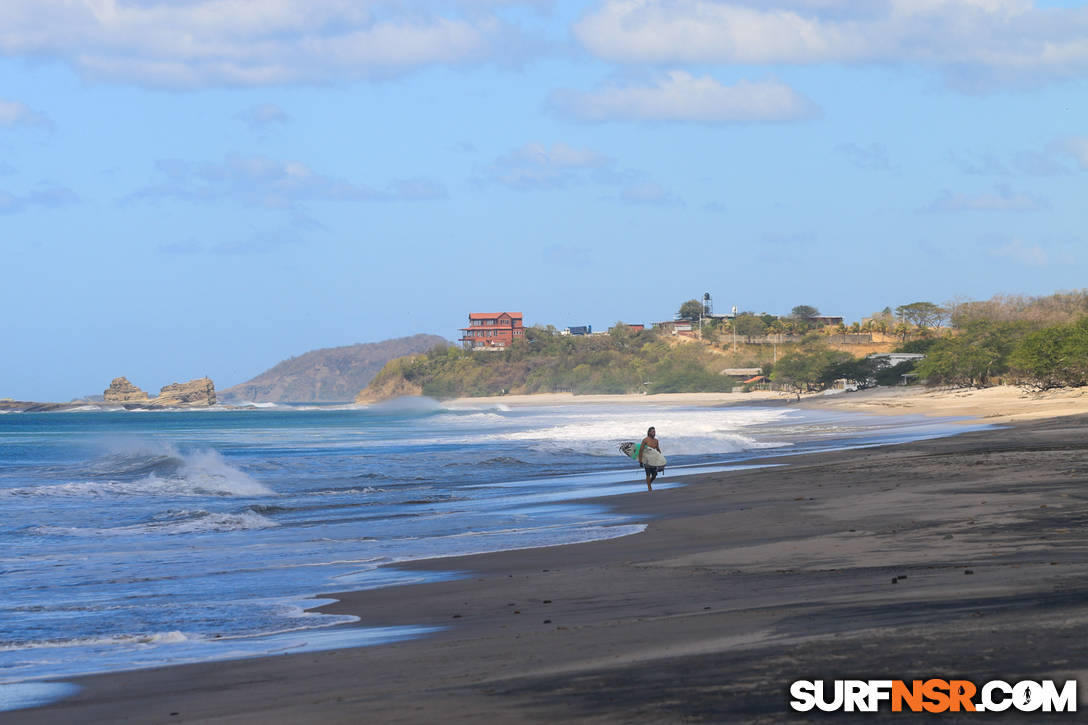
[
  {"x1": 2, "y1": 446, "x2": 272, "y2": 499},
  {"x1": 487, "y1": 407, "x2": 792, "y2": 456}
]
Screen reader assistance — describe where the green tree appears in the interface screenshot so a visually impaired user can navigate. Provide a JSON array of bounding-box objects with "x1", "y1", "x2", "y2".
[
  {"x1": 820, "y1": 355, "x2": 877, "y2": 387},
  {"x1": 701, "y1": 321, "x2": 721, "y2": 344},
  {"x1": 790, "y1": 305, "x2": 820, "y2": 319},
  {"x1": 895, "y1": 301, "x2": 948, "y2": 329},
  {"x1": 678, "y1": 299, "x2": 703, "y2": 321},
  {"x1": 608, "y1": 321, "x2": 633, "y2": 349},
  {"x1": 770, "y1": 347, "x2": 855, "y2": 390},
  {"x1": 895, "y1": 338, "x2": 939, "y2": 354},
  {"x1": 915, "y1": 320, "x2": 1032, "y2": 386},
  {"x1": 874, "y1": 359, "x2": 919, "y2": 386},
  {"x1": 733, "y1": 313, "x2": 767, "y2": 340},
  {"x1": 1011, "y1": 316, "x2": 1088, "y2": 389}
]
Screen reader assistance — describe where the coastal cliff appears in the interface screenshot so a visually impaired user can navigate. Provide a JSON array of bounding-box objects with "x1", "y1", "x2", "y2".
[
  {"x1": 147, "y1": 377, "x2": 216, "y2": 408},
  {"x1": 103, "y1": 377, "x2": 150, "y2": 403}
]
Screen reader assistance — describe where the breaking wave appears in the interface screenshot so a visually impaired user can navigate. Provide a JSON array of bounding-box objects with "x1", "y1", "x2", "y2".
[
  {"x1": 3, "y1": 446, "x2": 272, "y2": 498},
  {"x1": 486, "y1": 408, "x2": 793, "y2": 456}
]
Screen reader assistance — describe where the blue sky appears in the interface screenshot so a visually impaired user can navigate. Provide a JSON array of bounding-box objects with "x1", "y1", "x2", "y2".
[{"x1": 2, "y1": 0, "x2": 1087, "y2": 400}]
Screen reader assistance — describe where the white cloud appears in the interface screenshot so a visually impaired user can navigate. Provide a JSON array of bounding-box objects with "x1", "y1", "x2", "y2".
[
  {"x1": 0, "y1": 1, "x2": 522, "y2": 88},
  {"x1": 479, "y1": 142, "x2": 616, "y2": 189},
  {"x1": 549, "y1": 71, "x2": 817, "y2": 122},
  {"x1": 478, "y1": 141, "x2": 686, "y2": 202},
  {"x1": 237, "y1": 103, "x2": 290, "y2": 131},
  {"x1": 129, "y1": 154, "x2": 447, "y2": 208},
  {"x1": 1062, "y1": 137, "x2": 1088, "y2": 169},
  {"x1": 574, "y1": 0, "x2": 1088, "y2": 89},
  {"x1": 946, "y1": 150, "x2": 1012, "y2": 175},
  {"x1": 386, "y1": 177, "x2": 449, "y2": 201},
  {"x1": 989, "y1": 238, "x2": 1049, "y2": 266},
  {"x1": 925, "y1": 184, "x2": 1047, "y2": 212},
  {"x1": 620, "y1": 181, "x2": 680, "y2": 204},
  {"x1": 836, "y1": 141, "x2": 894, "y2": 171},
  {"x1": 0, "y1": 99, "x2": 53, "y2": 129},
  {"x1": 0, "y1": 185, "x2": 77, "y2": 213},
  {"x1": 947, "y1": 140, "x2": 1085, "y2": 176}
]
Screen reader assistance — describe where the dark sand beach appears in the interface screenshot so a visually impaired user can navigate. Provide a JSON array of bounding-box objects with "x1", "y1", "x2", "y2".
[{"x1": 10, "y1": 413, "x2": 1088, "y2": 723}]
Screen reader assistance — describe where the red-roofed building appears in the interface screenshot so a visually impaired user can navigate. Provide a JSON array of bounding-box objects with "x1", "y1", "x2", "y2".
[{"x1": 460, "y1": 312, "x2": 524, "y2": 350}]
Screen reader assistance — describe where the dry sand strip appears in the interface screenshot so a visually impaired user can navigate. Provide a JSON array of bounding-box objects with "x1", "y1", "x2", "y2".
[
  {"x1": 10, "y1": 415, "x2": 1088, "y2": 724},
  {"x1": 441, "y1": 384, "x2": 1088, "y2": 425},
  {"x1": 797, "y1": 384, "x2": 1088, "y2": 425}
]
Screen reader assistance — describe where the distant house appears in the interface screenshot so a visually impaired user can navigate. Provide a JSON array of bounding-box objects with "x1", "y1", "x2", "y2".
[
  {"x1": 720, "y1": 368, "x2": 763, "y2": 377},
  {"x1": 867, "y1": 352, "x2": 925, "y2": 368},
  {"x1": 610, "y1": 323, "x2": 644, "y2": 333},
  {"x1": 460, "y1": 312, "x2": 524, "y2": 350},
  {"x1": 654, "y1": 320, "x2": 695, "y2": 336},
  {"x1": 561, "y1": 325, "x2": 592, "y2": 336},
  {"x1": 809, "y1": 316, "x2": 845, "y2": 327}
]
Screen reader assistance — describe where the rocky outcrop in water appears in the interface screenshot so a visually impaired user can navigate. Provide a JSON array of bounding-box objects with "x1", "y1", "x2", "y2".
[
  {"x1": 147, "y1": 377, "x2": 216, "y2": 408},
  {"x1": 1, "y1": 377, "x2": 217, "y2": 412},
  {"x1": 103, "y1": 377, "x2": 149, "y2": 403}
]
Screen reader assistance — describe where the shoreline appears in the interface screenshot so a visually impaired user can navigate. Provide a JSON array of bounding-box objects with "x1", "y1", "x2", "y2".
[
  {"x1": 10, "y1": 413, "x2": 1088, "y2": 722},
  {"x1": 442, "y1": 390, "x2": 796, "y2": 408},
  {"x1": 444, "y1": 384, "x2": 1088, "y2": 426},
  {"x1": 9, "y1": 384, "x2": 1088, "y2": 425}
]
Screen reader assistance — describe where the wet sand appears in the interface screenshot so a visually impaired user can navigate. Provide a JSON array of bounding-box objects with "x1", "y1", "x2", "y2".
[{"x1": 9, "y1": 415, "x2": 1088, "y2": 723}]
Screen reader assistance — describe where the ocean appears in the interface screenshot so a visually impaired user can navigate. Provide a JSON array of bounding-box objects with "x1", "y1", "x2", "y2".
[{"x1": 0, "y1": 398, "x2": 980, "y2": 707}]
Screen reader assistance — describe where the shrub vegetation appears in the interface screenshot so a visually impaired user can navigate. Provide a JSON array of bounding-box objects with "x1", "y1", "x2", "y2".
[
  {"x1": 366, "y1": 325, "x2": 738, "y2": 399},
  {"x1": 365, "y1": 291, "x2": 1088, "y2": 398}
]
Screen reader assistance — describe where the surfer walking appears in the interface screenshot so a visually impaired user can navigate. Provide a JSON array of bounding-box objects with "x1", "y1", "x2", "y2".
[{"x1": 639, "y1": 426, "x2": 662, "y2": 491}]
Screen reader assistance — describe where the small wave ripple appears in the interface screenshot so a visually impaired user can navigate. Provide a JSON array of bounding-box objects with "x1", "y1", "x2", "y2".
[{"x1": 27, "y1": 509, "x2": 279, "y2": 537}]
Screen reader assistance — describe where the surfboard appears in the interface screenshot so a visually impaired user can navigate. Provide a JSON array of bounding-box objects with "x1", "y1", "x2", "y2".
[{"x1": 619, "y1": 441, "x2": 666, "y2": 467}]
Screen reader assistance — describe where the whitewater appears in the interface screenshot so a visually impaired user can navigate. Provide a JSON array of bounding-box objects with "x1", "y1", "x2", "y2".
[{"x1": 0, "y1": 399, "x2": 979, "y2": 696}]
